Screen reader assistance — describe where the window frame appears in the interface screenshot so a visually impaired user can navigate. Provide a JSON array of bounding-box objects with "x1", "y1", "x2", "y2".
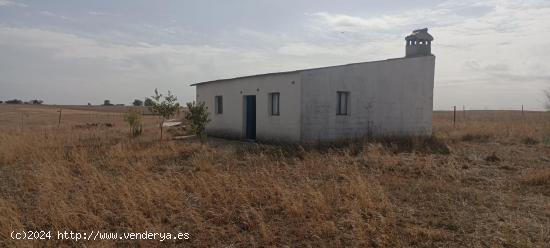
[
  {"x1": 336, "y1": 91, "x2": 350, "y2": 115},
  {"x1": 215, "y1": 95, "x2": 223, "y2": 114},
  {"x1": 269, "y1": 92, "x2": 280, "y2": 116}
]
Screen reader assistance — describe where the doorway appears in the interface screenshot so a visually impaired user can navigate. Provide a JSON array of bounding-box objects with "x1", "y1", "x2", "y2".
[{"x1": 244, "y1": 95, "x2": 256, "y2": 140}]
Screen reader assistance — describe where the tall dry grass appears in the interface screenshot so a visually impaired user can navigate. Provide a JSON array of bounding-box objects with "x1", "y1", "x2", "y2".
[
  {"x1": 434, "y1": 110, "x2": 550, "y2": 144},
  {"x1": 0, "y1": 105, "x2": 549, "y2": 247},
  {"x1": 0, "y1": 129, "x2": 397, "y2": 247}
]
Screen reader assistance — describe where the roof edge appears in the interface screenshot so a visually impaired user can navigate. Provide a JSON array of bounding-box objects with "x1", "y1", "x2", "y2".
[{"x1": 190, "y1": 55, "x2": 434, "y2": 86}]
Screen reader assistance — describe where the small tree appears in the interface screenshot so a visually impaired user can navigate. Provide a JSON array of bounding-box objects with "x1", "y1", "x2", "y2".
[
  {"x1": 124, "y1": 108, "x2": 143, "y2": 137},
  {"x1": 6, "y1": 99, "x2": 22, "y2": 104},
  {"x1": 185, "y1": 101, "x2": 210, "y2": 142},
  {"x1": 149, "y1": 89, "x2": 180, "y2": 141},
  {"x1": 103, "y1": 100, "x2": 113, "y2": 106},
  {"x1": 132, "y1": 99, "x2": 143, "y2": 106},
  {"x1": 144, "y1": 97, "x2": 154, "y2": 107}
]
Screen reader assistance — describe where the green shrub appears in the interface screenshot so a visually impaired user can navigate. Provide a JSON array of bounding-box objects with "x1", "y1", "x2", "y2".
[
  {"x1": 185, "y1": 101, "x2": 210, "y2": 143},
  {"x1": 124, "y1": 108, "x2": 142, "y2": 137}
]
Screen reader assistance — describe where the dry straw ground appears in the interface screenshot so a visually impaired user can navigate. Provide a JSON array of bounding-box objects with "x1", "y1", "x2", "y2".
[{"x1": 0, "y1": 105, "x2": 549, "y2": 247}]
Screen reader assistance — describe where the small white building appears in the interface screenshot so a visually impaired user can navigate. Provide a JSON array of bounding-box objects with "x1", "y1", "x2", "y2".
[{"x1": 191, "y1": 28, "x2": 435, "y2": 143}]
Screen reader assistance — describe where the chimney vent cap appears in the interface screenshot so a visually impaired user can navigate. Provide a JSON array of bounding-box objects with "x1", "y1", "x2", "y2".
[{"x1": 405, "y1": 28, "x2": 433, "y2": 41}]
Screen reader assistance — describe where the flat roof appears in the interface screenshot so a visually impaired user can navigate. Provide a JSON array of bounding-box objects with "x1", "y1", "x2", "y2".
[{"x1": 189, "y1": 56, "x2": 421, "y2": 86}]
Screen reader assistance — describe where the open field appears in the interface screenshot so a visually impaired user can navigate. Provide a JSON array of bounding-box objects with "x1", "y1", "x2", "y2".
[{"x1": 0, "y1": 104, "x2": 549, "y2": 247}]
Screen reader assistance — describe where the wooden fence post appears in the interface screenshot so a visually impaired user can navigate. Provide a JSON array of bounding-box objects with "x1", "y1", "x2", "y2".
[
  {"x1": 521, "y1": 105, "x2": 524, "y2": 117},
  {"x1": 462, "y1": 105, "x2": 466, "y2": 122},
  {"x1": 57, "y1": 109, "x2": 62, "y2": 128},
  {"x1": 453, "y1": 106, "x2": 456, "y2": 126}
]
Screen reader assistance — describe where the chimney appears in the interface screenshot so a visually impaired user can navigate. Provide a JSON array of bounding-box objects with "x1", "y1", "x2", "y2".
[{"x1": 405, "y1": 28, "x2": 433, "y2": 57}]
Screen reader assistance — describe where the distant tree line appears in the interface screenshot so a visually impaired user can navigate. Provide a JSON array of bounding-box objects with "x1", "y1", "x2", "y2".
[
  {"x1": 0, "y1": 97, "x2": 175, "y2": 107},
  {"x1": 0, "y1": 99, "x2": 43, "y2": 104},
  {"x1": 130, "y1": 98, "x2": 154, "y2": 107},
  {"x1": 98, "y1": 98, "x2": 155, "y2": 107}
]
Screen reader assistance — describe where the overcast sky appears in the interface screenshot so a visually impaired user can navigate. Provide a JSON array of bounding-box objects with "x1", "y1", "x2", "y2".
[{"x1": 1, "y1": 0, "x2": 549, "y2": 110}]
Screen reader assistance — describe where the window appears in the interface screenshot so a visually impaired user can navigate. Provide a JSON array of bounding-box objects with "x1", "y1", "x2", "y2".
[
  {"x1": 215, "y1": 95, "x2": 223, "y2": 114},
  {"x1": 337, "y1": 91, "x2": 349, "y2": 115},
  {"x1": 269, "y1": 92, "x2": 280, "y2": 116}
]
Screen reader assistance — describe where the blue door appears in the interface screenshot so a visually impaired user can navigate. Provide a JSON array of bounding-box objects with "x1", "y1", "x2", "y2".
[{"x1": 245, "y1": 95, "x2": 256, "y2": 140}]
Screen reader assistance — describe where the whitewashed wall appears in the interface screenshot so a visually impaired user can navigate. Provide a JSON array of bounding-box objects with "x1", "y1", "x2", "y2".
[
  {"x1": 196, "y1": 72, "x2": 302, "y2": 142},
  {"x1": 300, "y1": 56, "x2": 435, "y2": 142}
]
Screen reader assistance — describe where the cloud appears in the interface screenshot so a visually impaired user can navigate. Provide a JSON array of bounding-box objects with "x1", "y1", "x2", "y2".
[
  {"x1": 0, "y1": 0, "x2": 25, "y2": 7},
  {"x1": 309, "y1": 3, "x2": 485, "y2": 33},
  {"x1": 88, "y1": 11, "x2": 119, "y2": 17},
  {"x1": 310, "y1": 12, "x2": 409, "y2": 31},
  {"x1": 278, "y1": 42, "x2": 346, "y2": 56},
  {"x1": 0, "y1": 27, "x2": 228, "y2": 62},
  {"x1": 40, "y1": 11, "x2": 72, "y2": 20}
]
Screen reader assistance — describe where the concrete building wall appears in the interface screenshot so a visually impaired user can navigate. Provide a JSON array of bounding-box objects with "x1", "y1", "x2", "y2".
[
  {"x1": 300, "y1": 55, "x2": 435, "y2": 142},
  {"x1": 196, "y1": 72, "x2": 302, "y2": 142},
  {"x1": 406, "y1": 42, "x2": 431, "y2": 57}
]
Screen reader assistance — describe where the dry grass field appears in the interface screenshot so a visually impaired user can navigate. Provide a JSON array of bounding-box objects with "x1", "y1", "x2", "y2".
[{"x1": 0, "y1": 104, "x2": 549, "y2": 247}]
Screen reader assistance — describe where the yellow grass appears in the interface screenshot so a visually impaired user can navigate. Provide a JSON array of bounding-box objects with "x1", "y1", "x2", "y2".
[{"x1": 0, "y1": 105, "x2": 549, "y2": 247}]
